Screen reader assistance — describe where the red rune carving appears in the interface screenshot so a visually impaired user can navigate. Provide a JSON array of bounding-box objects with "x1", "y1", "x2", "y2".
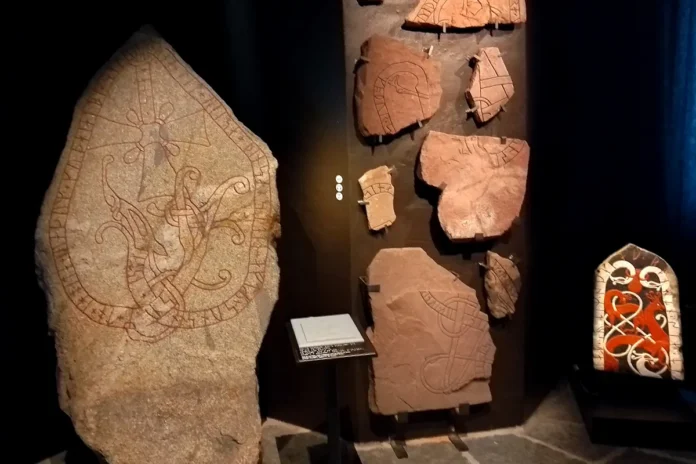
[
  {"x1": 48, "y1": 37, "x2": 275, "y2": 343},
  {"x1": 595, "y1": 244, "x2": 683, "y2": 380}
]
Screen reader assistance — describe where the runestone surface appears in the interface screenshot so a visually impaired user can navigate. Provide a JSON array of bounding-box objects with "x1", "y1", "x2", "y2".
[{"x1": 35, "y1": 29, "x2": 280, "y2": 464}]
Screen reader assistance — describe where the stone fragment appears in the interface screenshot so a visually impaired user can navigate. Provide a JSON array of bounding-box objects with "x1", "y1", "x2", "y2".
[
  {"x1": 594, "y1": 244, "x2": 683, "y2": 380},
  {"x1": 35, "y1": 29, "x2": 280, "y2": 464},
  {"x1": 418, "y1": 131, "x2": 529, "y2": 240},
  {"x1": 358, "y1": 166, "x2": 396, "y2": 231},
  {"x1": 484, "y1": 251, "x2": 521, "y2": 319},
  {"x1": 405, "y1": 0, "x2": 527, "y2": 30},
  {"x1": 466, "y1": 47, "x2": 514, "y2": 124},
  {"x1": 367, "y1": 248, "x2": 495, "y2": 415},
  {"x1": 355, "y1": 35, "x2": 442, "y2": 138}
]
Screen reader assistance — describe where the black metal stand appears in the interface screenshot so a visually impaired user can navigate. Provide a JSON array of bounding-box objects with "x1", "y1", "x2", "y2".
[
  {"x1": 326, "y1": 362, "x2": 342, "y2": 464},
  {"x1": 388, "y1": 405, "x2": 471, "y2": 459},
  {"x1": 448, "y1": 405, "x2": 470, "y2": 451},
  {"x1": 287, "y1": 316, "x2": 377, "y2": 464},
  {"x1": 388, "y1": 413, "x2": 408, "y2": 459}
]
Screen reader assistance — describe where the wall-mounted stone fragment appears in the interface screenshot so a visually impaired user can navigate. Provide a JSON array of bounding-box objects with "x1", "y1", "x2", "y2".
[
  {"x1": 367, "y1": 248, "x2": 495, "y2": 415},
  {"x1": 355, "y1": 35, "x2": 442, "y2": 138},
  {"x1": 484, "y1": 251, "x2": 521, "y2": 319},
  {"x1": 359, "y1": 166, "x2": 396, "y2": 231},
  {"x1": 418, "y1": 131, "x2": 529, "y2": 240},
  {"x1": 405, "y1": 0, "x2": 527, "y2": 29},
  {"x1": 35, "y1": 29, "x2": 280, "y2": 464},
  {"x1": 594, "y1": 244, "x2": 683, "y2": 380},
  {"x1": 466, "y1": 47, "x2": 514, "y2": 124}
]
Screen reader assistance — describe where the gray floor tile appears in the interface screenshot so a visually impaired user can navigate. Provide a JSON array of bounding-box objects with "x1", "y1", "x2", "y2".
[
  {"x1": 655, "y1": 449, "x2": 696, "y2": 462},
  {"x1": 524, "y1": 417, "x2": 614, "y2": 461},
  {"x1": 528, "y1": 382, "x2": 583, "y2": 424},
  {"x1": 262, "y1": 433, "x2": 282, "y2": 464},
  {"x1": 357, "y1": 442, "x2": 468, "y2": 464},
  {"x1": 276, "y1": 433, "x2": 326, "y2": 464},
  {"x1": 34, "y1": 452, "x2": 66, "y2": 464},
  {"x1": 609, "y1": 449, "x2": 688, "y2": 463},
  {"x1": 274, "y1": 432, "x2": 361, "y2": 464},
  {"x1": 466, "y1": 435, "x2": 584, "y2": 464},
  {"x1": 524, "y1": 379, "x2": 616, "y2": 461}
]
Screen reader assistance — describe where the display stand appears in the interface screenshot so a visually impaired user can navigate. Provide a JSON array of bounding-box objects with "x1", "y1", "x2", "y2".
[
  {"x1": 288, "y1": 315, "x2": 377, "y2": 464},
  {"x1": 387, "y1": 405, "x2": 471, "y2": 459}
]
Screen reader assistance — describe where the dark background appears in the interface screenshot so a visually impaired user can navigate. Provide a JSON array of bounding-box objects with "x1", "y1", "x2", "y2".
[
  {"x1": 529, "y1": 0, "x2": 695, "y2": 384},
  {"x1": 3, "y1": 0, "x2": 693, "y2": 462}
]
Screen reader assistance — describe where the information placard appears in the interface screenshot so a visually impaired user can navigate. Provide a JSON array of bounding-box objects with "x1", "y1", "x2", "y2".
[{"x1": 288, "y1": 314, "x2": 376, "y2": 363}]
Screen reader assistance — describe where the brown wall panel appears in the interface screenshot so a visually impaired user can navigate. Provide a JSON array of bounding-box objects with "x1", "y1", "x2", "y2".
[{"x1": 342, "y1": 0, "x2": 529, "y2": 439}]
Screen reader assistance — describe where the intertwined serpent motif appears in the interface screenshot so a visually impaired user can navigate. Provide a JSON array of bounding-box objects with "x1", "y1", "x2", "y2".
[{"x1": 48, "y1": 38, "x2": 275, "y2": 342}]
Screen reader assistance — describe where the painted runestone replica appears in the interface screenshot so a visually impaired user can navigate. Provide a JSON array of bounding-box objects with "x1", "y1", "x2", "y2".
[
  {"x1": 466, "y1": 47, "x2": 514, "y2": 124},
  {"x1": 418, "y1": 131, "x2": 529, "y2": 240},
  {"x1": 358, "y1": 165, "x2": 396, "y2": 231},
  {"x1": 594, "y1": 244, "x2": 683, "y2": 380},
  {"x1": 405, "y1": 0, "x2": 527, "y2": 29},
  {"x1": 484, "y1": 251, "x2": 521, "y2": 319},
  {"x1": 355, "y1": 35, "x2": 442, "y2": 138},
  {"x1": 367, "y1": 248, "x2": 495, "y2": 415},
  {"x1": 35, "y1": 29, "x2": 280, "y2": 464}
]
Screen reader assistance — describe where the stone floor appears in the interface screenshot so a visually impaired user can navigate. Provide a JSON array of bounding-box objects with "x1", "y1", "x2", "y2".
[{"x1": 38, "y1": 382, "x2": 695, "y2": 464}]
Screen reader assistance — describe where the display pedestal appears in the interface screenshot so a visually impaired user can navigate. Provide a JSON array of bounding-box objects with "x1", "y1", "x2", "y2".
[
  {"x1": 570, "y1": 367, "x2": 696, "y2": 450},
  {"x1": 288, "y1": 315, "x2": 377, "y2": 464}
]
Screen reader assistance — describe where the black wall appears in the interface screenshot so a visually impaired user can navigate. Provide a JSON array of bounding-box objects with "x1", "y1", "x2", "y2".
[{"x1": 5, "y1": 6, "x2": 142, "y2": 462}]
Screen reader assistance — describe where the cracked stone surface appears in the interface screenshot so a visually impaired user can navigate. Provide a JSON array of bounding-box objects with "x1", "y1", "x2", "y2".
[
  {"x1": 405, "y1": 0, "x2": 527, "y2": 29},
  {"x1": 484, "y1": 251, "x2": 521, "y2": 319},
  {"x1": 466, "y1": 47, "x2": 515, "y2": 124},
  {"x1": 418, "y1": 131, "x2": 529, "y2": 240},
  {"x1": 354, "y1": 35, "x2": 442, "y2": 137},
  {"x1": 366, "y1": 248, "x2": 495, "y2": 415}
]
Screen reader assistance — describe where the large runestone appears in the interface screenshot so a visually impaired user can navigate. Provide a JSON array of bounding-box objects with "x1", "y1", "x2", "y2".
[{"x1": 35, "y1": 29, "x2": 280, "y2": 464}]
